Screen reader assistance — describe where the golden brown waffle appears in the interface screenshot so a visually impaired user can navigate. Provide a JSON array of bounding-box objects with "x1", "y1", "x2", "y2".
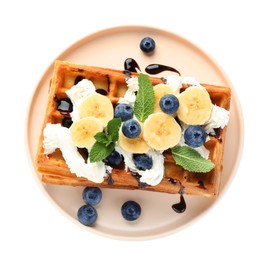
[{"x1": 36, "y1": 60, "x2": 231, "y2": 197}]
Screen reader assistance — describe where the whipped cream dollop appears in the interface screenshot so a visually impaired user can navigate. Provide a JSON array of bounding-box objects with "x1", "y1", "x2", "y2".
[
  {"x1": 115, "y1": 146, "x2": 164, "y2": 186},
  {"x1": 43, "y1": 123, "x2": 107, "y2": 183},
  {"x1": 65, "y1": 79, "x2": 96, "y2": 121},
  {"x1": 166, "y1": 75, "x2": 201, "y2": 90},
  {"x1": 204, "y1": 104, "x2": 230, "y2": 135},
  {"x1": 118, "y1": 76, "x2": 139, "y2": 105}
]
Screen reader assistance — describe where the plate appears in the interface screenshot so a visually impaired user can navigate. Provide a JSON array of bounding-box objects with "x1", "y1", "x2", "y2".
[{"x1": 25, "y1": 25, "x2": 243, "y2": 240}]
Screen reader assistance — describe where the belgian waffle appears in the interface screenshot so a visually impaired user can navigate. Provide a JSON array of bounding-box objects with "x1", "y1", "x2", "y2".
[{"x1": 36, "y1": 60, "x2": 231, "y2": 197}]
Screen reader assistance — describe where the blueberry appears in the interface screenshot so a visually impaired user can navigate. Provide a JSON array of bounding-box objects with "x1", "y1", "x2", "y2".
[
  {"x1": 140, "y1": 37, "x2": 156, "y2": 53},
  {"x1": 133, "y1": 154, "x2": 153, "y2": 171},
  {"x1": 114, "y1": 103, "x2": 134, "y2": 121},
  {"x1": 82, "y1": 187, "x2": 102, "y2": 205},
  {"x1": 159, "y1": 94, "x2": 179, "y2": 114},
  {"x1": 105, "y1": 150, "x2": 122, "y2": 166},
  {"x1": 121, "y1": 201, "x2": 141, "y2": 221},
  {"x1": 184, "y1": 126, "x2": 207, "y2": 148},
  {"x1": 77, "y1": 205, "x2": 97, "y2": 226},
  {"x1": 122, "y1": 119, "x2": 141, "y2": 138}
]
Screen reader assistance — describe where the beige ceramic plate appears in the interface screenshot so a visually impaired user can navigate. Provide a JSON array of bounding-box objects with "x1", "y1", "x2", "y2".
[{"x1": 26, "y1": 26, "x2": 243, "y2": 240}]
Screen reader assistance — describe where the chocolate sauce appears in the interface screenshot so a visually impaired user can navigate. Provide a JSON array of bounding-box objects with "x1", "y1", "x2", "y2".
[
  {"x1": 131, "y1": 172, "x2": 148, "y2": 189},
  {"x1": 210, "y1": 128, "x2": 223, "y2": 143},
  {"x1": 96, "y1": 89, "x2": 108, "y2": 96},
  {"x1": 74, "y1": 75, "x2": 85, "y2": 85},
  {"x1": 123, "y1": 70, "x2": 132, "y2": 78},
  {"x1": 145, "y1": 64, "x2": 180, "y2": 75},
  {"x1": 197, "y1": 180, "x2": 206, "y2": 190},
  {"x1": 105, "y1": 74, "x2": 111, "y2": 92},
  {"x1": 168, "y1": 178, "x2": 178, "y2": 185},
  {"x1": 61, "y1": 117, "x2": 73, "y2": 128},
  {"x1": 172, "y1": 194, "x2": 186, "y2": 213},
  {"x1": 77, "y1": 148, "x2": 89, "y2": 160},
  {"x1": 107, "y1": 174, "x2": 114, "y2": 185},
  {"x1": 124, "y1": 58, "x2": 140, "y2": 72},
  {"x1": 161, "y1": 77, "x2": 167, "y2": 84},
  {"x1": 56, "y1": 98, "x2": 73, "y2": 113},
  {"x1": 123, "y1": 58, "x2": 180, "y2": 76}
]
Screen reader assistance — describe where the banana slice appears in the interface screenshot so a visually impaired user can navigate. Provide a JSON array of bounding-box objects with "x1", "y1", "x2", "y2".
[
  {"x1": 79, "y1": 93, "x2": 114, "y2": 127},
  {"x1": 118, "y1": 124, "x2": 149, "y2": 154},
  {"x1": 177, "y1": 86, "x2": 212, "y2": 125},
  {"x1": 70, "y1": 116, "x2": 103, "y2": 148},
  {"x1": 153, "y1": 84, "x2": 174, "y2": 112},
  {"x1": 143, "y1": 112, "x2": 181, "y2": 151}
]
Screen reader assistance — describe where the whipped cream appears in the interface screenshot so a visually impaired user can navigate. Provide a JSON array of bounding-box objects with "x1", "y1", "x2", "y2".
[
  {"x1": 204, "y1": 104, "x2": 230, "y2": 135},
  {"x1": 43, "y1": 123, "x2": 107, "y2": 183},
  {"x1": 65, "y1": 79, "x2": 96, "y2": 121},
  {"x1": 180, "y1": 76, "x2": 201, "y2": 87},
  {"x1": 118, "y1": 76, "x2": 139, "y2": 105},
  {"x1": 115, "y1": 146, "x2": 164, "y2": 186},
  {"x1": 166, "y1": 75, "x2": 201, "y2": 89},
  {"x1": 165, "y1": 75, "x2": 182, "y2": 93}
]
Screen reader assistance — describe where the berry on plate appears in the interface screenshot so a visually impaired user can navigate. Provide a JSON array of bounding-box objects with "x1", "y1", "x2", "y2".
[
  {"x1": 77, "y1": 205, "x2": 98, "y2": 226},
  {"x1": 82, "y1": 187, "x2": 102, "y2": 205},
  {"x1": 140, "y1": 37, "x2": 156, "y2": 53},
  {"x1": 121, "y1": 201, "x2": 141, "y2": 221}
]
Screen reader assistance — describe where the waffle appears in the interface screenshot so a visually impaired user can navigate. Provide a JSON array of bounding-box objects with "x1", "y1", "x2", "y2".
[{"x1": 36, "y1": 60, "x2": 231, "y2": 197}]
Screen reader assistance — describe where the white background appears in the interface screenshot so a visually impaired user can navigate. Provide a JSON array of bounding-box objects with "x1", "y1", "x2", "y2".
[{"x1": 1, "y1": 0, "x2": 274, "y2": 259}]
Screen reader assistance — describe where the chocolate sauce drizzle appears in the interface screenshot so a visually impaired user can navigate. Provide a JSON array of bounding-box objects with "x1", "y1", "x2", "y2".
[
  {"x1": 54, "y1": 97, "x2": 73, "y2": 127},
  {"x1": 107, "y1": 174, "x2": 114, "y2": 185},
  {"x1": 167, "y1": 178, "x2": 178, "y2": 185},
  {"x1": 124, "y1": 58, "x2": 140, "y2": 72},
  {"x1": 96, "y1": 89, "x2": 108, "y2": 96},
  {"x1": 131, "y1": 172, "x2": 148, "y2": 189},
  {"x1": 172, "y1": 194, "x2": 186, "y2": 213},
  {"x1": 145, "y1": 64, "x2": 180, "y2": 75},
  {"x1": 130, "y1": 173, "x2": 186, "y2": 213},
  {"x1": 56, "y1": 98, "x2": 73, "y2": 114},
  {"x1": 171, "y1": 185, "x2": 186, "y2": 213},
  {"x1": 123, "y1": 58, "x2": 180, "y2": 76},
  {"x1": 210, "y1": 128, "x2": 223, "y2": 143},
  {"x1": 74, "y1": 75, "x2": 85, "y2": 85}
]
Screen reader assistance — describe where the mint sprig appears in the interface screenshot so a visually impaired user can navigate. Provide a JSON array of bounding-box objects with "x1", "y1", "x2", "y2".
[
  {"x1": 89, "y1": 118, "x2": 122, "y2": 162},
  {"x1": 171, "y1": 146, "x2": 215, "y2": 173},
  {"x1": 134, "y1": 73, "x2": 154, "y2": 122}
]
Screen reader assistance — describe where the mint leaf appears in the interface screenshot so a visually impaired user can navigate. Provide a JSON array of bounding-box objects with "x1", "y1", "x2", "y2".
[
  {"x1": 94, "y1": 132, "x2": 109, "y2": 144},
  {"x1": 171, "y1": 146, "x2": 215, "y2": 173},
  {"x1": 107, "y1": 118, "x2": 122, "y2": 142},
  {"x1": 89, "y1": 142, "x2": 115, "y2": 162},
  {"x1": 89, "y1": 118, "x2": 121, "y2": 162},
  {"x1": 134, "y1": 73, "x2": 154, "y2": 122}
]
